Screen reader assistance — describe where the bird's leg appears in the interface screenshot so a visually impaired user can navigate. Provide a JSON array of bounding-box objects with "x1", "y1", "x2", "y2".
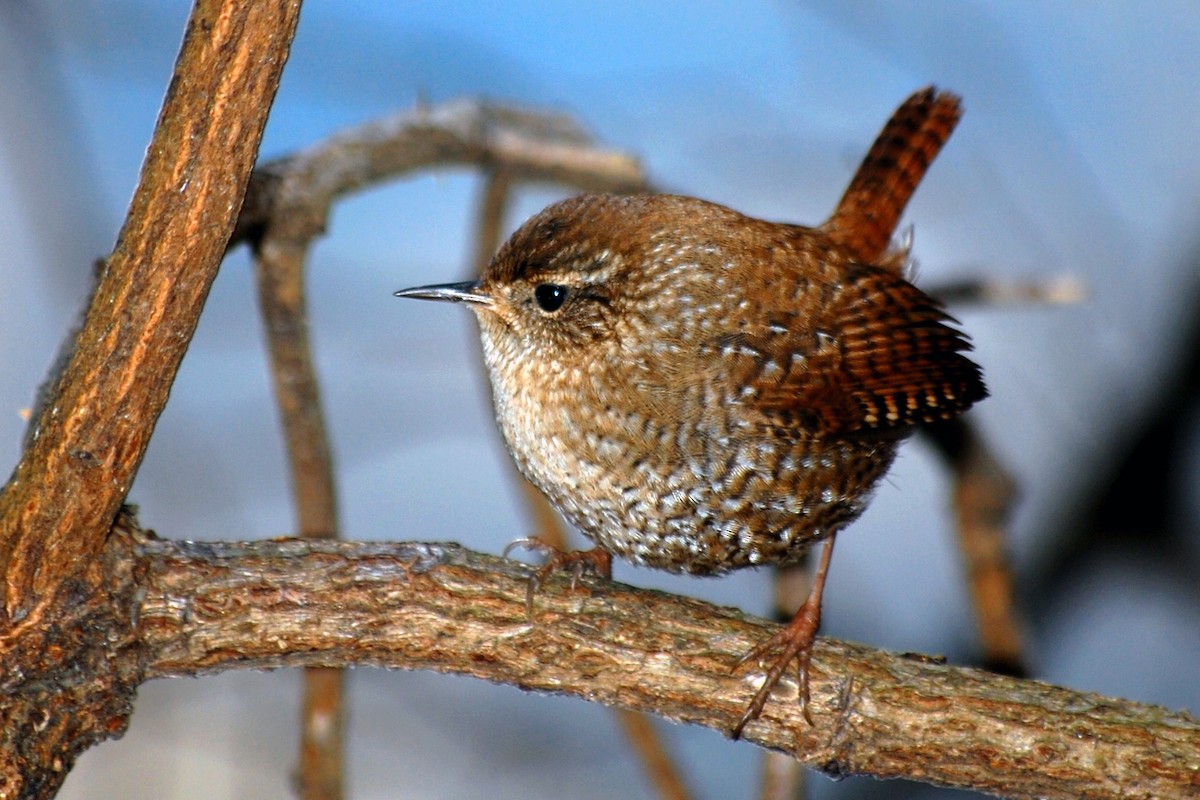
[
  {"x1": 503, "y1": 538, "x2": 613, "y2": 618},
  {"x1": 731, "y1": 534, "x2": 837, "y2": 739}
]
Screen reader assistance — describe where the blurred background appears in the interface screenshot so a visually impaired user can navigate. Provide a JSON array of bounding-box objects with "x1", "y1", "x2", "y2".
[{"x1": 2, "y1": 2, "x2": 1198, "y2": 798}]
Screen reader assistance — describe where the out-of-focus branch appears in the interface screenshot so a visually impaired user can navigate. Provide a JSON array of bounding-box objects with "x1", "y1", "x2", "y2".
[
  {"x1": 923, "y1": 418, "x2": 1027, "y2": 676},
  {"x1": 232, "y1": 97, "x2": 649, "y2": 250},
  {"x1": 134, "y1": 530, "x2": 1200, "y2": 800},
  {"x1": 472, "y1": 167, "x2": 515, "y2": 272},
  {"x1": 924, "y1": 271, "x2": 1037, "y2": 678},
  {"x1": 929, "y1": 275, "x2": 1085, "y2": 307},
  {"x1": 613, "y1": 711, "x2": 693, "y2": 800},
  {"x1": 921, "y1": 271, "x2": 1076, "y2": 677}
]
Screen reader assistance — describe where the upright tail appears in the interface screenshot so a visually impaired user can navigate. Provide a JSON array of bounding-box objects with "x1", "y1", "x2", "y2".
[{"x1": 821, "y1": 87, "x2": 962, "y2": 265}]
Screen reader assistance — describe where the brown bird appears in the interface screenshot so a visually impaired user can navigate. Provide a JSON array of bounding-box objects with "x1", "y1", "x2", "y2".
[{"x1": 396, "y1": 88, "x2": 985, "y2": 737}]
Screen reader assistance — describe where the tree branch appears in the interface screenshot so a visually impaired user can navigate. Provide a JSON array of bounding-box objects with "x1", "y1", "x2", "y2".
[
  {"x1": 0, "y1": 0, "x2": 300, "y2": 625},
  {"x1": 133, "y1": 529, "x2": 1200, "y2": 800},
  {"x1": 0, "y1": 1, "x2": 301, "y2": 795}
]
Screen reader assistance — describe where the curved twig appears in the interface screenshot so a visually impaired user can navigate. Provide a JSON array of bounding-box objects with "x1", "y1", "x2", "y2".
[{"x1": 232, "y1": 97, "x2": 649, "y2": 251}]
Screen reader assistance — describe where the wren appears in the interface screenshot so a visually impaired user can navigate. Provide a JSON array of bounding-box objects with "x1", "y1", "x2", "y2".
[{"x1": 396, "y1": 88, "x2": 985, "y2": 736}]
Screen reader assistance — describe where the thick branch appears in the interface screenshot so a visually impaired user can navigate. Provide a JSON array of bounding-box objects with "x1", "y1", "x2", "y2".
[
  {"x1": 135, "y1": 534, "x2": 1200, "y2": 800},
  {"x1": 0, "y1": 2, "x2": 301, "y2": 795},
  {"x1": 0, "y1": 0, "x2": 301, "y2": 624}
]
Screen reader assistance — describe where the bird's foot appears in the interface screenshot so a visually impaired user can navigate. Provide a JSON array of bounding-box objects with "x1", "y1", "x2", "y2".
[
  {"x1": 503, "y1": 538, "x2": 613, "y2": 618},
  {"x1": 730, "y1": 594, "x2": 821, "y2": 739},
  {"x1": 730, "y1": 536, "x2": 837, "y2": 739}
]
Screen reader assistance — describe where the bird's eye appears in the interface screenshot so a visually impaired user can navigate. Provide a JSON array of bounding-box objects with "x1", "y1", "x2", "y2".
[{"x1": 534, "y1": 283, "x2": 568, "y2": 312}]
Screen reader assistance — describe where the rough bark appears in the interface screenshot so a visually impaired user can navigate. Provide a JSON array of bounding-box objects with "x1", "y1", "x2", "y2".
[
  {"x1": 0, "y1": 0, "x2": 301, "y2": 795},
  {"x1": 0, "y1": 521, "x2": 144, "y2": 800},
  {"x1": 133, "y1": 532, "x2": 1200, "y2": 800},
  {"x1": 0, "y1": 0, "x2": 300, "y2": 621}
]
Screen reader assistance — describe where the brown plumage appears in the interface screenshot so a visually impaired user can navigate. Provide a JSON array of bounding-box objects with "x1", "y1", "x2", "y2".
[{"x1": 396, "y1": 87, "x2": 984, "y2": 735}]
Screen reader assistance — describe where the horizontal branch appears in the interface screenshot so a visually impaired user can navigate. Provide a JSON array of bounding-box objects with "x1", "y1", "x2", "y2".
[{"x1": 133, "y1": 533, "x2": 1200, "y2": 799}]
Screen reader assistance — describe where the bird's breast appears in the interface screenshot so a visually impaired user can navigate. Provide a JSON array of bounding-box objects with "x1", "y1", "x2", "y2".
[{"x1": 485, "y1": 347, "x2": 897, "y2": 574}]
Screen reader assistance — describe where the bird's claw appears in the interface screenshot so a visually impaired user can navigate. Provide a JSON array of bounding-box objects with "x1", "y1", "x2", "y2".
[{"x1": 502, "y1": 538, "x2": 613, "y2": 619}]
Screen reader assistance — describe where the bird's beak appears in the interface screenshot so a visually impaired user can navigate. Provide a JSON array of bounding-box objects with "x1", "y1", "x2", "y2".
[{"x1": 394, "y1": 280, "x2": 492, "y2": 306}]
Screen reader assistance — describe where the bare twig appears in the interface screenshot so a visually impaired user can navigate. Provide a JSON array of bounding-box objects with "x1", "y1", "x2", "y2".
[
  {"x1": 472, "y1": 167, "x2": 515, "y2": 272},
  {"x1": 254, "y1": 245, "x2": 340, "y2": 545},
  {"x1": 930, "y1": 275, "x2": 1085, "y2": 307},
  {"x1": 133, "y1": 530, "x2": 1200, "y2": 800},
  {"x1": 923, "y1": 417, "x2": 1027, "y2": 676},
  {"x1": 254, "y1": 228, "x2": 345, "y2": 799},
  {"x1": 232, "y1": 98, "x2": 648, "y2": 251},
  {"x1": 614, "y1": 711, "x2": 693, "y2": 800},
  {"x1": 921, "y1": 274, "x2": 1048, "y2": 677}
]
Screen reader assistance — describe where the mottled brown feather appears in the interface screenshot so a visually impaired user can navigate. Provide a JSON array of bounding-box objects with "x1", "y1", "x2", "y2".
[{"x1": 748, "y1": 263, "x2": 985, "y2": 438}]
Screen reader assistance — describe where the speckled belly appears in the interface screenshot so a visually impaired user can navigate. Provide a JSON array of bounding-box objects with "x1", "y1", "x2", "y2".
[{"x1": 502, "y1": 402, "x2": 898, "y2": 576}]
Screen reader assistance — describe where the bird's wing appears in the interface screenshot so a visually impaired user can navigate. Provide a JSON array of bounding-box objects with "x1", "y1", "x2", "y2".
[{"x1": 731, "y1": 263, "x2": 986, "y2": 439}]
